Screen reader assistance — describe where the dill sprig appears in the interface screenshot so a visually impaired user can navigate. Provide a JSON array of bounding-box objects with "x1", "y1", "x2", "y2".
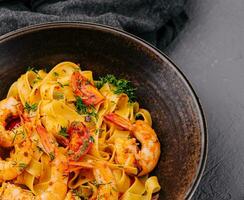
[
  {"x1": 24, "y1": 102, "x2": 37, "y2": 112},
  {"x1": 59, "y1": 127, "x2": 68, "y2": 138},
  {"x1": 89, "y1": 136, "x2": 95, "y2": 143},
  {"x1": 75, "y1": 97, "x2": 97, "y2": 118},
  {"x1": 49, "y1": 152, "x2": 55, "y2": 161},
  {"x1": 53, "y1": 72, "x2": 59, "y2": 77},
  {"x1": 19, "y1": 163, "x2": 27, "y2": 170},
  {"x1": 53, "y1": 91, "x2": 64, "y2": 100},
  {"x1": 75, "y1": 97, "x2": 87, "y2": 114},
  {"x1": 57, "y1": 82, "x2": 69, "y2": 88},
  {"x1": 95, "y1": 74, "x2": 136, "y2": 102}
]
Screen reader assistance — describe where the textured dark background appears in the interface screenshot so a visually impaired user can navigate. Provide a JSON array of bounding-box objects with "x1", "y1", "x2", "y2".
[
  {"x1": 0, "y1": 0, "x2": 244, "y2": 199},
  {"x1": 167, "y1": 0, "x2": 244, "y2": 199}
]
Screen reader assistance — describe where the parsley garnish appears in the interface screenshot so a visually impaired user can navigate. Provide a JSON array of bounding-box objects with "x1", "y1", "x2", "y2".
[
  {"x1": 73, "y1": 140, "x2": 89, "y2": 161},
  {"x1": 57, "y1": 82, "x2": 69, "y2": 88},
  {"x1": 37, "y1": 146, "x2": 43, "y2": 152},
  {"x1": 74, "y1": 67, "x2": 81, "y2": 72},
  {"x1": 24, "y1": 102, "x2": 37, "y2": 112},
  {"x1": 26, "y1": 66, "x2": 39, "y2": 73},
  {"x1": 53, "y1": 91, "x2": 64, "y2": 100},
  {"x1": 75, "y1": 97, "x2": 97, "y2": 118},
  {"x1": 12, "y1": 161, "x2": 17, "y2": 166},
  {"x1": 12, "y1": 130, "x2": 26, "y2": 144},
  {"x1": 27, "y1": 66, "x2": 35, "y2": 72},
  {"x1": 49, "y1": 152, "x2": 55, "y2": 161},
  {"x1": 89, "y1": 136, "x2": 95, "y2": 143},
  {"x1": 95, "y1": 74, "x2": 117, "y2": 88},
  {"x1": 95, "y1": 74, "x2": 136, "y2": 102},
  {"x1": 76, "y1": 97, "x2": 87, "y2": 114},
  {"x1": 67, "y1": 150, "x2": 74, "y2": 155},
  {"x1": 95, "y1": 129, "x2": 99, "y2": 135},
  {"x1": 19, "y1": 163, "x2": 27, "y2": 170},
  {"x1": 53, "y1": 72, "x2": 59, "y2": 77},
  {"x1": 59, "y1": 127, "x2": 68, "y2": 138},
  {"x1": 33, "y1": 75, "x2": 42, "y2": 84},
  {"x1": 72, "y1": 188, "x2": 90, "y2": 200},
  {"x1": 92, "y1": 181, "x2": 112, "y2": 188}
]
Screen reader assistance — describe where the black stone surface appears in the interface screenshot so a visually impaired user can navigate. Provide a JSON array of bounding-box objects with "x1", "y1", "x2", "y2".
[{"x1": 166, "y1": 0, "x2": 244, "y2": 199}]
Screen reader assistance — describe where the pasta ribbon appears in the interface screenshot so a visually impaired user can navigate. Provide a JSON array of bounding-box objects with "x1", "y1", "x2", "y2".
[{"x1": 0, "y1": 61, "x2": 161, "y2": 200}]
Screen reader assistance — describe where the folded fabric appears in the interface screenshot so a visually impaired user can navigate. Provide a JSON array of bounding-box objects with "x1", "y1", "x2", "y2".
[{"x1": 0, "y1": 0, "x2": 187, "y2": 49}]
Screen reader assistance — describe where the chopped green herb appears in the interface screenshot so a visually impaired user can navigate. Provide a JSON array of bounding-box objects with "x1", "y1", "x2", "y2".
[
  {"x1": 26, "y1": 66, "x2": 39, "y2": 73},
  {"x1": 72, "y1": 190, "x2": 81, "y2": 199},
  {"x1": 95, "y1": 74, "x2": 116, "y2": 88},
  {"x1": 73, "y1": 140, "x2": 89, "y2": 161},
  {"x1": 72, "y1": 188, "x2": 90, "y2": 200},
  {"x1": 67, "y1": 150, "x2": 74, "y2": 155},
  {"x1": 59, "y1": 127, "x2": 68, "y2": 138},
  {"x1": 57, "y1": 82, "x2": 69, "y2": 88},
  {"x1": 75, "y1": 97, "x2": 87, "y2": 114},
  {"x1": 24, "y1": 102, "x2": 37, "y2": 112},
  {"x1": 12, "y1": 130, "x2": 26, "y2": 144},
  {"x1": 75, "y1": 97, "x2": 97, "y2": 119},
  {"x1": 110, "y1": 100, "x2": 116, "y2": 105},
  {"x1": 49, "y1": 152, "x2": 55, "y2": 161},
  {"x1": 11, "y1": 130, "x2": 18, "y2": 144},
  {"x1": 53, "y1": 72, "x2": 59, "y2": 77},
  {"x1": 53, "y1": 91, "x2": 64, "y2": 100},
  {"x1": 33, "y1": 75, "x2": 42, "y2": 84},
  {"x1": 36, "y1": 76, "x2": 42, "y2": 80},
  {"x1": 95, "y1": 129, "x2": 99, "y2": 135},
  {"x1": 89, "y1": 136, "x2": 95, "y2": 143},
  {"x1": 87, "y1": 106, "x2": 98, "y2": 119},
  {"x1": 95, "y1": 128, "x2": 104, "y2": 135},
  {"x1": 96, "y1": 74, "x2": 136, "y2": 102},
  {"x1": 12, "y1": 161, "x2": 17, "y2": 166},
  {"x1": 74, "y1": 67, "x2": 81, "y2": 72},
  {"x1": 19, "y1": 163, "x2": 27, "y2": 170},
  {"x1": 37, "y1": 146, "x2": 43, "y2": 152},
  {"x1": 93, "y1": 181, "x2": 112, "y2": 188},
  {"x1": 85, "y1": 80, "x2": 91, "y2": 85},
  {"x1": 27, "y1": 66, "x2": 35, "y2": 71}
]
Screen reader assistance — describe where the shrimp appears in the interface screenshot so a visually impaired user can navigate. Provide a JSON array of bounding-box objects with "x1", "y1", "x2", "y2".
[
  {"x1": 114, "y1": 137, "x2": 138, "y2": 169},
  {"x1": 104, "y1": 113, "x2": 160, "y2": 176},
  {"x1": 35, "y1": 125, "x2": 68, "y2": 199},
  {"x1": 0, "y1": 97, "x2": 27, "y2": 147},
  {"x1": 36, "y1": 149, "x2": 68, "y2": 200},
  {"x1": 0, "y1": 149, "x2": 68, "y2": 200},
  {"x1": 71, "y1": 71, "x2": 104, "y2": 106},
  {"x1": 36, "y1": 124, "x2": 56, "y2": 156},
  {"x1": 67, "y1": 121, "x2": 93, "y2": 161},
  {"x1": 0, "y1": 182, "x2": 34, "y2": 200},
  {"x1": 0, "y1": 139, "x2": 33, "y2": 182},
  {"x1": 93, "y1": 162, "x2": 118, "y2": 200}
]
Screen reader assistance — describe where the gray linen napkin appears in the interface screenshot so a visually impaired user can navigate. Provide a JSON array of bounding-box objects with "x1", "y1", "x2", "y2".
[{"x1": 0, "y1": 0, "x2": 187, "y2": 49}]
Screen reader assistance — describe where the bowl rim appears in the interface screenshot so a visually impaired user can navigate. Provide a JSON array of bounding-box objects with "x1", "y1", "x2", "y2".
[{"x1": 0, "y1": 21, "x2": 208, "y2": 199}]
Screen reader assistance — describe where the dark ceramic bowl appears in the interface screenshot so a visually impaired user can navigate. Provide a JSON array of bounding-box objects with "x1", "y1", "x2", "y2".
[{"x1": 0, "y1": 22, "x2": 207, "y2": 200}]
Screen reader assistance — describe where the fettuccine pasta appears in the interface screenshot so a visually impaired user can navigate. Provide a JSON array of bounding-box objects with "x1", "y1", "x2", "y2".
[{"x1": 0, "y1": 62, "x2": 161, "y2": 200}]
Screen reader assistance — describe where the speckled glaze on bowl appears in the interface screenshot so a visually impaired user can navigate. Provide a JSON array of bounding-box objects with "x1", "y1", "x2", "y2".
[{"x1": 0, "y1": 22, "x2": 207, "y2": 200}]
